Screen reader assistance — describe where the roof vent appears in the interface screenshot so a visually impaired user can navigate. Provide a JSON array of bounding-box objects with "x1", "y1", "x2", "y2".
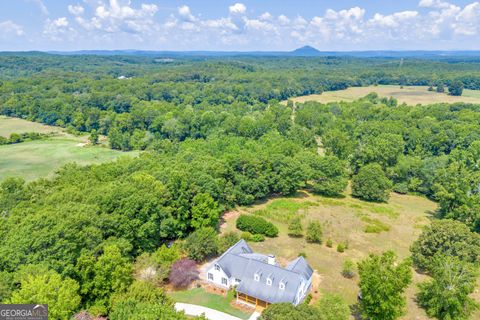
[{"x1": 267, "y1": 254, "x2": 276, "y2": 265}]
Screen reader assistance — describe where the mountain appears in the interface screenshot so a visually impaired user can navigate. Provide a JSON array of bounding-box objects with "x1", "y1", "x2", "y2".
[{"x1": 289, "y1": 45, "x2": 321, "y2": 56}]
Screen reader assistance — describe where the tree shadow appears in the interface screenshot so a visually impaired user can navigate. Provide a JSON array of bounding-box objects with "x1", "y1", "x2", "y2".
[{"x1": 350, "y1": 303, "x2": 362, "y2": 320}]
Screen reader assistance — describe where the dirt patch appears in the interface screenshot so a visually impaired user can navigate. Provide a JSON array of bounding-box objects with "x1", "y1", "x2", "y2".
[{"x1": 220, "y1": 210, "x2": 241, "y2": 234}]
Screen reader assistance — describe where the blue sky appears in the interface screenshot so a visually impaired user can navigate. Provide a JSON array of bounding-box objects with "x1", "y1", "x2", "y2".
[{"x1": 0, "y1": 0, "x2": 479, "y2": 51}]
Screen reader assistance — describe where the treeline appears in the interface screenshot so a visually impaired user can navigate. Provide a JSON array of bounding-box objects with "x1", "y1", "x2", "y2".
[
  {"x1": 0, "y1": 131, "x2": 49, "y2": 145},
  {"x1": 2, "y1": 55, "x2": 480, "y2": 151}
]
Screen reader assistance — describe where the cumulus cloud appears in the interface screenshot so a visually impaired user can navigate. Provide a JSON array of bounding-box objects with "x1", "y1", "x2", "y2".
[
  {"x1": 68, "y1": 4, "x2": 85, "y2": 16},
  {"x1": 229, "y1": 3, "x2": 246, "y2": 15},
  {"x1": 0, "y1": 20, "x2": 25, "y2": 37},
  {"x1": 178, "y1": 5, "x2": 196, "y2": 22},
  {"x1": 43, "y1": 17, "x2": 74, "y2": 41}
]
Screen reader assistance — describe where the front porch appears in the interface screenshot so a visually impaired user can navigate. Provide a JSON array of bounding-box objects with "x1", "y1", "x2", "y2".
[{"x1": 236, "y1": 292, "x2": 270, "y2": 310}]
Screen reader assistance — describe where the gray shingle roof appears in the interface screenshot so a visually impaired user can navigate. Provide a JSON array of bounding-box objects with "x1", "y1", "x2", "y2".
[{"x1": 213, "y1": 240, "x2": 313, "y2": 304}]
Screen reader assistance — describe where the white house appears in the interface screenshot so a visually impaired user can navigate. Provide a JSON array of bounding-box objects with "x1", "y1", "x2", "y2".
[{"x1": 205, "y1": 239, "x2": 313, "y2": 308}]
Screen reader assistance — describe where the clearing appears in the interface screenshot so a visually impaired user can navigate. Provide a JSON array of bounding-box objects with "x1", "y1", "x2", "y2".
[
  {"x1": 0, "y1": 116, "x2": 138, "y2": 181},
  {"x1": 222, "y1": 190, "x2": 480, "y2": 319},
  {"x1": 285, "y1": 85, "x2": 480, "y2": 105}
]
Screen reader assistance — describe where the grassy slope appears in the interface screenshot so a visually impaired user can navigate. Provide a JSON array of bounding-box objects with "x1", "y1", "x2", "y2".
[
  {"x1": 222, "y1": 190, "x2": 456, "y2": 319},
  {"x1": 286, "y1": 85, "x2": 480, "y2": 105},
  {"x1": 0, "y1": 117, "x2": 138, "y2": 181},
  {"x1": 169, "y1": 288, "x2": 251, "y2": 320}
]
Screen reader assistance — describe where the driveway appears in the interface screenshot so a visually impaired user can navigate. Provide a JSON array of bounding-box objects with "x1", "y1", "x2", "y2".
[{"x1": 175, "y1": 303, "x2": 260, "y2": 320}]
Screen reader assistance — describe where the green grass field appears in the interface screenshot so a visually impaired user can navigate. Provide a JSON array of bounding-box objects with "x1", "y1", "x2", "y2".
[
  {"x1": 286, "y1": 85, "x2": 480, "y2": 105},
  {"x1": 221, "y1": 190, "x2": 480, "y2": 319},
  {"x1": 169, "y1": 288, "x2": 251, "y2": 319},
  {"x1": 0, "y1": 116, "x2": 138, "y2": 181}
]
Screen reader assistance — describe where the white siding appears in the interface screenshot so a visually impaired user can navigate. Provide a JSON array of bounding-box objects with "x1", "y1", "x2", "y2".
[{"x1": 206, "y1": 262, "x2": 230, "y2": 288}]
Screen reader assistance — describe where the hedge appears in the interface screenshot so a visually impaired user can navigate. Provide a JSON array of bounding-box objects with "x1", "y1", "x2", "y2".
[{"x1": 236, "y1": 215, "x2": 278, "y2": 237}]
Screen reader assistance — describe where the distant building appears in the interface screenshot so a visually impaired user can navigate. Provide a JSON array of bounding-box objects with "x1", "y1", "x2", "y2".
[{"x1": 205, "y1": 240, "x2": 313, "y2": 308}]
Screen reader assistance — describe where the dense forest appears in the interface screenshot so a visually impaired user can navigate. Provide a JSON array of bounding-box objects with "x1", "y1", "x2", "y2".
[{"x1": 1, "y1": 54, "x2": 480, "y2": 319}]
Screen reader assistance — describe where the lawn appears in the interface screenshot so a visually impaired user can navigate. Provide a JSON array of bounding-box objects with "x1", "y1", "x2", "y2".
[
  {"x1": 168, "y1": 288, "x2": 252, "y2": 320},
  {"x1": 285, "y1": 85, "x2": 480, "y2": 105},
  {"x1": 0, "y1": 116, "x2": 64, "y2": 137},
  {"x1": 0, "y1": 137, "x2": 138, "y2": 181},
  {"x1": 221, "y1": 190, "x2": 478, "y2": 319}
]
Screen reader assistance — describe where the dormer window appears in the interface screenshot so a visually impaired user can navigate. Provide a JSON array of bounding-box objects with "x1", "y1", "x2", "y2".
[
  {"x1": 266, "y1": 278, "x2": 272, "y2": 286},
  {"x1": 254, "y1": 274, "x2": 260, "y2": 282},
  {"x1": 279, "y1": 282, "x2": 285, "y2": 290},
  {"x1": 214, "y1": 264, "x2": 220, "y2": 271}
]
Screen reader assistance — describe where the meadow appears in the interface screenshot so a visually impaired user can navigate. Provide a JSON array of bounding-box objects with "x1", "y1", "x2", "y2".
[
  {"x1": 286, "y1": 85, "x2": 480, "y2": 105},
  {"x1": 220, "y1": 190, "x2": 480, "y2": 319},
  {"x1": 0, "y1": 116, "x2": 138, "y2": 181}
]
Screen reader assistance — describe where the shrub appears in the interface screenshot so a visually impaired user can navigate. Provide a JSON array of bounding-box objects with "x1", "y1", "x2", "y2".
[
  {"x1": 299, "y1": 252, "x2": 307, "y2": 258},
  {"x1": 169, "y1": 258, "x2": 199, "y2": 288},
  {"x1": 393, "y1": 182, "x2": 408, "y2": 194},
  {"x1": 288, "y1": 216, "x2": 303, "y2": 237},
  {"x1": 304, "y1": 293, "x2": 312, "y2": 304},
  {"x1": 342, "y1": 259, "x2": 355, "y2": 278},
  {"x1": 236, "y1": 215, "x2": 278, "y2": 237},
  {"x1": 219, "y1": 231, "x2": 240, "y2": 252},
  {"x1": 352, "y1": 163, "x2": 392, "y2": 202},
  {"x1": 184, "y1": 227, "x2": 218, "y2": 262},
  {"x1": 448, "y1": 81, "x2": 464, "y2": 96},
  {"x1": 326, "y1": 239, "x2": 333, "y2": 248},
  {"x1": 337, "y1": 243, "x2": 346, "y2": 253},
  {"x1": 306, "y1": 221, "x2": 322, "y2": 244},
  {"x1": 250, "y1": 234, "x2": 265, "y2": 242},
  {"x1": 240, "y1": 231, "x2": 253, "y2": 241}
]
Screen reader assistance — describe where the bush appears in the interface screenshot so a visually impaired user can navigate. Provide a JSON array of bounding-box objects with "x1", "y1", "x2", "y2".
[
  {"x1": 326, "y1": 239, "x2": 333, "y2": 248},
  {"x1": 352, "y1": 163, "x2": 392, "y2": 202},
  {"x1": 342, "y1": 259, "x2": 355, "y2": 278},
  {"x1": 393, "y1": 182, "x2": 408, "y2": 194},
  {"x1": 184, "y1": 227, "x2": 218, "y2": 262},
  {"x1": 169, "y1": 258, "x2": 199, "y2": 288},
  {"x1": 337, "y1": 243, "x2": 346, "y2": 253},
  {"x1": 299, "y1": 252, "x2": 307, "y2": 258},
  {"x1": 448, "y1": 81, "x2": 463, "y2": 96},
  {"x1": 288, "y1": 216, "x2": 303, "y2": 237},
  {"x1": 306, "y1": 221, "x2": 322, "y2": 244},
  {"x1": 219, "y1": 232, "x2": 240, "y2": 252},
  {"x1": 250, "y1": 234, "x2": 265, "y2": 242},
  {"x1": 236, "y1": 215, "x2": 278, "y2": 237},
  {"x1": 240, "y1": 231, "x2": 253, "y2": 241}
]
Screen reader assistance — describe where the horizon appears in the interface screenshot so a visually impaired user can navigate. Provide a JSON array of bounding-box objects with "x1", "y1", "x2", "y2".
[{"x1": 1, "y1": 1, "x2": 480, "y2": 51}]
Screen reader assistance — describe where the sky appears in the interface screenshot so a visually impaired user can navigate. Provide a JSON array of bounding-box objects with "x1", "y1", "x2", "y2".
[{"x1": 0, "y1": 0, "x2": 480, "y2": 51}]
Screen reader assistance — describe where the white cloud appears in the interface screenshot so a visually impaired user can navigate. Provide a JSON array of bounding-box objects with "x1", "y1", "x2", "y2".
[
  {"x1": 26, "y1": 0, "x2": 49, "y2": 15},
  {"x1": 0, "y1": 20, "x2": 24, "y2": 37},
  {"x1": 419, "y1": 0, "x2": 452, "y2": 9},
  {"x1": 68, "y1": 5, "x2": 85, "y2": 16},
  {"x1": 178, "y1": 5, "x2": 196, "y2": 22},
  {"x1": 229, "y1": 3, "x2": 246, "y2": 15},
  {"x1": 43, "y1": 17, "x2": 74, "y2": 41},
  {"x1": 259, "y1": 12, "x2": 272, "y2": 21},
  {"x1": 278, "y1": 15, "x2": 290, "y2": 25},
  {"x1": 369, "y1": 11, "x2": 418, "y2": 28}
]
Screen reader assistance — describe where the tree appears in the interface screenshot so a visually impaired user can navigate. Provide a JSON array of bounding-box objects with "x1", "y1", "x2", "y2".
[
  {"x1": 89, "y1": 129, "x2": 99, "y2": 145},
  {"x1": 417, "y1": 256, "x2": 478, "y2": 320},
  {"x1": 306, "y1": 221, "x2": 322, "y2": 244},
  {"x1": 110, "y1": 281, "x2": 191, "y2": 320},
  {"x1": 358, "y1": 251, "x2": 412, "y2": 320},
  {"x1": 288, "y1": 217, "x2": 303, "y2": 237},
  {"x1": 184, "y1": 227, "x2": 218, "y2": 262},
  {"x1": 341, "y1": 259, "x2": 355, "y2": 278},
  {"x1": 352, "y1": 163, "x2": 392, "y2": 202},
  {"x1": 169, "y1": 258, "x2": 199, "y2": 288},
  {"x1": 436, "y1": 83, "x2": 445, "y2": 93},
  {"x1": 190, "y1": 193, "x2": 221, "y2": 229},
  {"x1": 311, "y1": 156, "x2": 348, "y2": 197},
  {"x1": 315, "y1": 293, "x2": 350, "y2": 320},
  {"x1": 9, "y1": 270, "x2": 81, "y2": 320},
  {"x1": 448, "y1": 81, "x2": 464, "y2": 96},
  {"x1": 260, "y1": 303, "x2": 321, "y2": 320},
  {"x1": 410, "y1": 219, "x2": 480, "y2": 272}
]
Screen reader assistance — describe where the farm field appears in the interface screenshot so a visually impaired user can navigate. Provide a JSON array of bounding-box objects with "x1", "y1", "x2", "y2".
[
  {"x1": 286, "y1": 85, "x2": 480, "y2": 105},
  {"x1": 0, "y1": 116, "x2": 138, "y2": 181},
  {"x1": 221, "y1": 190, "x2": 480, "y2": 319}
]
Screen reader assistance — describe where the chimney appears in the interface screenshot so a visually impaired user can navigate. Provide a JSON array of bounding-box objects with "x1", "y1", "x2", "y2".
[{"x1": 267, "y1": 254, "x2": 276, "y2": 265}]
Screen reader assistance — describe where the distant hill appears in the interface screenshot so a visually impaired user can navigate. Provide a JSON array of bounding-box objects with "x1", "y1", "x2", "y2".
[{"x1": 289, "y1": 45, "x2": 321, "y2": 56}]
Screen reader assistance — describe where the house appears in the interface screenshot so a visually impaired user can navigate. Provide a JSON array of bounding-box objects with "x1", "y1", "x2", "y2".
[{"x1": 205, "y1": 239, "x2": 313, "y2": 308}]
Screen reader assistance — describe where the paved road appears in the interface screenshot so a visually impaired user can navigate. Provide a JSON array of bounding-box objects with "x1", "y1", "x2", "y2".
[{"x1": 174, "y1": 303, "x2": 261, "y2": 320}]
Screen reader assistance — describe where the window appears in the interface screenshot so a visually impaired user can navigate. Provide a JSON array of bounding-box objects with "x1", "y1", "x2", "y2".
[
  {"x1": 254, "y1": 274, "x2": 260, "y2": 282},
  {"x1": 235, "y1": 278, "x2": 241, "y2": 283},
  {"x1": 214, "y1": 264, "x2": 220, "y2": 271},
  {"x1": 266, "y1": 278, "x2": 272, "y2": 286},
  {"x1": 221, "y1": 277, "x2": 228, "y2": 285},
  {"x1": 208, "y1": 273, "x2": 214, "y2": 281},
  {"x1": 279, "y1": 282, "x2": 285, "y2": 290}
]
